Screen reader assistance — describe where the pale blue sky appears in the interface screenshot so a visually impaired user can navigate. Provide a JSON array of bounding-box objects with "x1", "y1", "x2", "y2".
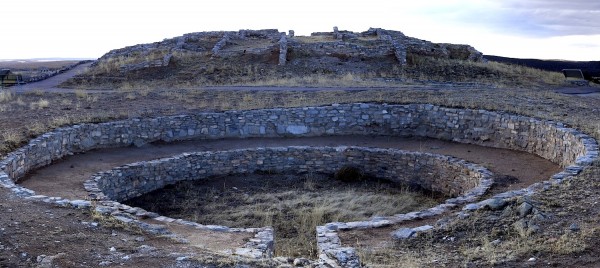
[{"x1": 2, "y1": 0, "x2": 599, "y2": 61}]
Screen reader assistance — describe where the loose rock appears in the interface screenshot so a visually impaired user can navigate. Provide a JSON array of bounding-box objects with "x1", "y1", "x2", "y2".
[
  {"x1": 518, "y1": 202, "x2": 533, "y2": 217},
  {"x1": 569, "y1": 223, "x2": 580, "y2": 232},
  {"x1": 484, "y1": 198, "x2": 507, "y2": 210},
  {"x1": 392, "y1": 228, "x2": 415, "y2": 239}
]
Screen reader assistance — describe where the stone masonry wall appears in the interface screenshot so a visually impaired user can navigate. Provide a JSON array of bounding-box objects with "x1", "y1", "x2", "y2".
[
  {"x1": 1, "y1": 103, "x2": 597, "y2": 189},
  {"x1": 0, "y1": 102, "x2": 597, "y2": 267},
  {"x1": 85, "y1": 146, "x2": 490, "y2": 202}
]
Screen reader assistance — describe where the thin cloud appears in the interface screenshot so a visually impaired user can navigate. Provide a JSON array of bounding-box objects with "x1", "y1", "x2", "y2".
[
  {"x1": 421, "y1": 0, "x2": 600, "y2": 37},
  {"x1": 501, "y1": 0, "x2": 600, "y2": 36}
]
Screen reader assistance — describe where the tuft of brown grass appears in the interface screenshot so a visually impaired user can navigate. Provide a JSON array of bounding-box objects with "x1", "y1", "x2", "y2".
[
  {"x1": 0, "y1": 90, "x2": 15, "y2": 103},
  {"x1": 75, "y1": 89, "x2": 88, "y2": 99},
  {"x1": 29, "y1": 99, "x2": 50, "y2": 110}
]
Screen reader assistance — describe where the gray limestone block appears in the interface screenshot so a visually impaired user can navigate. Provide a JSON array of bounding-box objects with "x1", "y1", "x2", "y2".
[
  {"x1": 286, "y1": 125, "x2": 308, "y2": 135},
  {"x1": 391, "y1": 228, "x2": 415, "y2": 239},
  {"x1": 412, "y1": 225, "x2": 433, "y2": 232},
  {"x1": 482, "y1": 198, "x2": 508, "y2": 210}
]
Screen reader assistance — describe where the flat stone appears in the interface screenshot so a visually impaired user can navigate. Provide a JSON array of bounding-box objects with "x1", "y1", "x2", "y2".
[
  {"x1": 293, "y1": 257, "x2": 310, "y2": 266},
  {"x1": 285, "y1": 125, "x2": 308, "y2": 135},
  {"x1": 412, "y1": 225, "x2": 433, "y2": 232},
  {"x1": 463, "y1": 203, "x2": 480, "y2": 211},
  {"x1": 234, "y1": 248, "x2": 262, "y2": 259},
  {"x1": 113, "y1": 216, "x2": 134, "y2": 224},
  {"x1": 483, "y1": 198, "x2": 507, "y2": 210},
  {"x1": 69, "y1": 200, "x2": 92, "y2": 208},
  {"x1": 391, "y1": 228, "x2": 415, "y2": 239}
]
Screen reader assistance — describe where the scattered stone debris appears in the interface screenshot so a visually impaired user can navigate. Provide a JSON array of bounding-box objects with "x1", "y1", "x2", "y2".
[{"x1": 569, "y1": 223, "x2": 580, "y2": 232}]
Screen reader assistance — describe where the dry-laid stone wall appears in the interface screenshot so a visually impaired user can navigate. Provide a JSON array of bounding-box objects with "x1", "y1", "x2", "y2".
[
  {"x1": 84, "y1": 146, "x2": 492, "y2": 202},
  {"x1": 83, "y1": 146, "x2": 492, "y2": 265},
  {"x1": 0, "y1": 102, "x2": 597, "y2": 267},
  {"x1": 1, "y1": 103, "x2": 596, "y2": 185},
  {"x1": 278, "y1": 34, "x2": 288, "y2": 66}
]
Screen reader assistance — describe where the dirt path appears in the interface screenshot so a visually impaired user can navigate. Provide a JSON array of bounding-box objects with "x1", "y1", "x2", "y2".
[
  {"x1": 11, "y1": 62, "x2": 98, "y2": 93},
  {"x1": 20, "y1": 135, "x2": 560, "y2": 201},
  {"x1": 555, "y1": 86, "x2": 600, "y2": 98}
]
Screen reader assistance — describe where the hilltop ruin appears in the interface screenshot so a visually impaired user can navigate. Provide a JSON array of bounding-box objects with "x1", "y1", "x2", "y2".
[{"x1": 65, "y1": 27, "x2": 489, "y2": 87}]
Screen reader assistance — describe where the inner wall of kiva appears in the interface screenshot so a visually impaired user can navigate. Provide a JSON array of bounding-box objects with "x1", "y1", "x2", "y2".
[{"x1": 86, "y1": 146, "x2": 493, "y2": 203}]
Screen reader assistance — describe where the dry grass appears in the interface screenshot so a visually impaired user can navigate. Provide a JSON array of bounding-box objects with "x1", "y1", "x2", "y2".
[
  {"x1": 355, "y1": 213, "x2": 598, "y2": 267},
  {"x1": 404, "y1": 56, "x2": 565, "y2": 88},
  {"x1": 236, "y1": 73, "x2": 392, "y2": 87},
  {"x1": 91, "y1": 49, "x2": 170, "y2": 74},
  {"x1": 29, "y1": 98, "x2": 50, "y2": 110},
  {"x1": 75, "y1": 89, "x2": 88, "y2": 99},
  {"x1": 295, "y1": 35, "x2": 336, "y2": 43},
  {"x1": 473, "y1": 60, "x2": 564, "y2": 85},
  {"x1": 0, "y1": 129, "x2": 22, "y2": 152},
  {"x1": 126, "y1": 173, "x2": 442, "y2": 258},
  {"x1": 76, "y1": 58, "x2": 563, "y2": 90},
  {"x1": 0, "y1": 90, "x2": 15, "y2": 103},
  {"x1": 25, "y1": 89, "x2": 45, "y2": 96}
]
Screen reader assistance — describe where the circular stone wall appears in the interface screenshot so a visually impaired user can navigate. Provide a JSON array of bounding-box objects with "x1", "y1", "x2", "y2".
[
  {"x1": 84, "y1": 146, "x2": 493, "y2": 203},
  {"x1": 0, "y1": 103, "x2": 596, "y2": 188},
  {"x1": 0, "y1": 103, "x2": 598, "y2": 265}
]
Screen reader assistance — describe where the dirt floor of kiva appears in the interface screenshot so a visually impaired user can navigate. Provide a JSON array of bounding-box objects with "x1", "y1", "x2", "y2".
[{"x1": 20, "y1": 135, "x2": 560, "y2": 201}]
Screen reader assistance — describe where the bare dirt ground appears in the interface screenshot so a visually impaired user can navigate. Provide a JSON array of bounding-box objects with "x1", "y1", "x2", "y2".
[
  {"x1": 1, "y1": 66, "x2": 599, "y2": 267},
  {"x1": 15, "y1": 135, "x2": 560, "y2": 262},
  {"x1": 20, "y1": 136, "x2": 560, "y2": 200}
]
